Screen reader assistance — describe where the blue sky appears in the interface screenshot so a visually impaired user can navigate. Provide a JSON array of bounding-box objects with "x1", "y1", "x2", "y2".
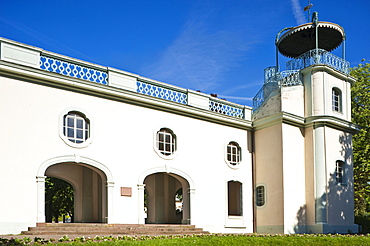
[{"x1": 0, "y1": 0, "x2": 369, "y2": 107}]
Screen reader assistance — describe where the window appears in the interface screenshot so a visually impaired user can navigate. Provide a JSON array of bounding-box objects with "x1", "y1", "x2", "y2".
[
  {"x1": 332, "y1": 88, "x2": 342, "y2": 113},
  {"x1": 256, "y1": 185, "x2": 266, "y2": 207},
  {"x1": 63, "y1": 112, "x2": 89, "y2": 144},
  {"x1": 156, "y1": 128, "x2": 176, "y2": 156},
  {"x1": 228, "y1": 181, "x2": 242, "y2": 216},
  {"x1": 227, "y1": 142, "x2": 241, "y2": 166},
  {"x1": 335, "y1": 160, "x2": 345, "y2": 184}
]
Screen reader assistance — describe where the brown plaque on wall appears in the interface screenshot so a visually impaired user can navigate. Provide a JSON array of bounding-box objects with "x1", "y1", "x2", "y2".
[{"x1": 120, "y1": 187, "x2": 132, "y2": 197}]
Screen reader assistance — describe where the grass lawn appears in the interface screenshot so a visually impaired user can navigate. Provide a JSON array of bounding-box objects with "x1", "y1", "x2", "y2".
[{"x1": 2, "y1": 234, "x2": 370, "y2": 245}]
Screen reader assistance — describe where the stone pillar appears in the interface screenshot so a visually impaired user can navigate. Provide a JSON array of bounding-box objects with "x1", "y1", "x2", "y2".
[
  {"x1": 182, "y1": 188, "x2": 190, "y2": 224},
  {"x1": 106, "y1": 181, "x2": 115, "y2": 224},
  {"x1": 314, "y1": 124, "x2": 327, "y2": 223},
  {"x1": 137, "y1": 184, "x2": 146, "y2": 224},
  {"x1": 36, "y1": 176, "x2": 46, "y2": 222},
  {"x1": 188, "y1": 188, "x2": 196, "y2": 225}
]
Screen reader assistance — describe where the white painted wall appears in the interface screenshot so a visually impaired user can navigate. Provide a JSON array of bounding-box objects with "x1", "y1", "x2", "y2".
[{"x1": 0, "y1": 75, "x2": 253, "y2": 234}]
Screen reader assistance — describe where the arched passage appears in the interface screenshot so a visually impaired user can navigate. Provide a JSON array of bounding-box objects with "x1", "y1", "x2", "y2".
[
  {"x1": 143, "y1": 172, "x2": 190, "y2": 224},
  {"x1": 45, "y1": 163, "x2": 106, "y2": 223},
  {"x1": 36, "y1": 155, "x2": 114, "y2": 223}
]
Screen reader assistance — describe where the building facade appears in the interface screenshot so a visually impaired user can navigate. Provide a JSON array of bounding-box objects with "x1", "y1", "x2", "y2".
[{"x1": 0, "y1": 19, "x2": 359, "y2": 235}]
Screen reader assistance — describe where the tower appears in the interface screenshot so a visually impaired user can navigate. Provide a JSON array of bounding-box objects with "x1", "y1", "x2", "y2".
[{"x1": 253, "y1": 12, "x2": 359, "y2": 233}]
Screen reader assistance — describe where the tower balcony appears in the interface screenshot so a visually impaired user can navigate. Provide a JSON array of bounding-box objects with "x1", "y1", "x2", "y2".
[
  {"x1": 253, "y1": 49, "x2": 349, "y2": 112},
  {"x1": 286, "y1": 48, "x2": 350, "y2": 75}
]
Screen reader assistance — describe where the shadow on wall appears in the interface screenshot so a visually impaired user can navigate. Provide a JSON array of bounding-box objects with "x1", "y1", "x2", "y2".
[{"x1": 294, "y1": 133, "x2": 354, "y2": 233}]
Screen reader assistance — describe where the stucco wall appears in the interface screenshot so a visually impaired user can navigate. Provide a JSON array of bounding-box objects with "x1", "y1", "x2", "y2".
[
  {"x1": 282, "y1": 124, "x2": 306, "y2": 233},
  {"x1": 324, "y1": 127, "x2": 355, "y2": 226},
  {"x1": 255, "y1": 124, "x2": 284, "y2": 232},
  {"x1": 0, "y1": 76, "x2": 253, "y2": 234},
  {"x1": 303, "y1": 67, "x2": 352, "y2": 121}
]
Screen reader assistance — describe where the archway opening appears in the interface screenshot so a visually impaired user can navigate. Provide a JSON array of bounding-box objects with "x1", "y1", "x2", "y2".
[
  {"x1": 45, "y1": 177, "x2": 74, "y2": 223},
  {"x1": 144, "y1": 173, "x2": 190, "y2": 224},
  {"x1": 45, "y1": 162, "x2": 107, "y2": 223}
]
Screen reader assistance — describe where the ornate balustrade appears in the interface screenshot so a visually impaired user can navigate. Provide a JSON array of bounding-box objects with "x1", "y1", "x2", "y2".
[
  {"x1": 252, "y1": 70, "x2": 302, "y2": 111},
  {"x1": 286, "y1": 49, "x2": 350, "y2": 74},
  {"x1": 40, "y1": 55, "x2": 108, "y2": 85},
  {"x1": 136, "y1": 80, "x2": 188, "y2": 105},
  {"x1": 253, "y1": 82, "x2": 279, "y2": 110},
  {"x1": 37, "y1": 53, "x2": 247, "y2": 119},
  {"x1": 209, "y1": 98, "x2": 244, "y2": 118}
]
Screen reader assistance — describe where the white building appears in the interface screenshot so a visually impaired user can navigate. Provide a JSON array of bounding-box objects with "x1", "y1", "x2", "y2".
[{"x1": 0, "y1": 18, "x2": 359, "y2": 234}]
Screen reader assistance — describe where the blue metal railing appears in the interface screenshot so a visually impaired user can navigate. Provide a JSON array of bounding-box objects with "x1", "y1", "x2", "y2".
[
  {"x1": 40, "y1": 56, "x2": 108, "y2": 85},
  {"x1": 209, "y1": 98, "x2": 244, "y2": 118},
  {"x1": 39, "y1": 54, "x2": 247, "y2": 119},
  {"x1": 253, "y1": 68, "x2": 302, "y2": 111},
  {"x1": 286, "y1": 49, "x2": 350, "y2": 74}
]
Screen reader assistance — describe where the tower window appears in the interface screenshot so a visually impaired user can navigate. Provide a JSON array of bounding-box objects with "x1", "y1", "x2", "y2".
[
  {"x1": 227, "y1": 142, "x2": 241, "y2": 166},
  {"x1": 256, "y1": 185, "x2": 266, "y2": 207},
  {"x1": 156, "y1": 128, "x2": 176, "y2": 156},
  {"x1": 63, "y1": 112, "x2": 89, "y2": 144},
  {"x1": 335, "y1": 160, "x2": 345, "y2": 184},
  {"x1": 332, "y1": 88, "x2": 342, "y2": 113}
]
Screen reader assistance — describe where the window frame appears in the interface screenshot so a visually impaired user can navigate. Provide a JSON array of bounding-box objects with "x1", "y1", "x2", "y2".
[
  {"x1": 256, "y1": 184, "x2": 266, "y2": 208},
  {"x1": 59, "y1": 108, "x2": 92, "y2": 148},
  {"x1": 332, "y1": 87, "x2": 342, "y2": 113},
  {"x1": 225, "y1": 141, "x2": 242, "y2": 168},
  {"x1": 154, "y1": 127, "x2": 177, "y2": 159},
  {"x1": 227, "y1": 181, "x2": 243, "y2": 216},
  {"x1": 335, "y1": 160, "x2": 345, "y2": 185}
]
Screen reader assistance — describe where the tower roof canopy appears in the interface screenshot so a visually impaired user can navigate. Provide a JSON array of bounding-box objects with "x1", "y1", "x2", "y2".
[{"x1": 276, "y1": 22, "x2": 345, "y2": 58}]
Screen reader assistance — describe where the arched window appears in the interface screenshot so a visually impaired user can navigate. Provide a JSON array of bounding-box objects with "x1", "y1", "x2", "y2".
[
  {"x1": 256, "y1": 185, "x2": 266, "y2": 207},
  {"x1": 227, "y1": 142, "x2": 241, "y2": 166},
  {"x1": 228, "y1": 181, "x2": 242, "y2": 216},
  {"x1": 156, "y1": 128, "x2": 176, "y2": 156},
  {"x1": 335, "y1": 160, "x2": 345, "y2": 184},
  {"x1": 63, "y1": 112, "x2": 89, "y2": 144},
  {"x1": 332, "y1": 88, "x2": 342, "y2": 113}
]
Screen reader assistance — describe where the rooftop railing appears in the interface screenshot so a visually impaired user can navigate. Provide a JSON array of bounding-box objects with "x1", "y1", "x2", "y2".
[
  {"x1": 253, "y1": 49, "x2": 349, "y2": 112},
  {"x1": 137, "y1": 80, "x2": 188, "y2": 105},
  {"x1": 286, "y1": 48, "x2": 350, "y2": 74},
  {"x1": 40, "y1": 55, "x2": 108, "y2": 85},
  {"x1": 209, "y1": 98, "x2": 245, "y2": 118},
  {"x1": 36, "y1": 53, "x2": 249, "y2": 120},
  {"x1": 253, "y1": 69, "x2": 302, "y2": 111}
]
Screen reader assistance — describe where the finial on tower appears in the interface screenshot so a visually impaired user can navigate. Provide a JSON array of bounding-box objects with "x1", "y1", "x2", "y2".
[{"x1": 304, "y1": 0, "x2": 314, "y2": 22}]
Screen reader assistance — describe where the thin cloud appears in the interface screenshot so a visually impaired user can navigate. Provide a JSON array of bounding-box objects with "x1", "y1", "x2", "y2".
[
  {"x1": 217, "y1": 95, "x2": 253, "y2": 101},
  {"x1": 290, "y1": 0, "x2": 306, "y2": 25},
  {"x1": 143, "y1": 7, "x2": 257, "y2": 92},
  {"x1": 0, "y1": 16, "x2": 97, "y2": 62},
  {"x1": 220, "y1": 81, "x2": 263, "y2": 95}
]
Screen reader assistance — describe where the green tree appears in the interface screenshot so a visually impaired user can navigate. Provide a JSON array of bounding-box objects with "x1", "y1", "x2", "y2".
[
  {"x1": 45, "y1": 177, "x2": 74, "y2": 222},
  {"x1": 351, "y1": 61, "x2": 370, "y2": 216}
]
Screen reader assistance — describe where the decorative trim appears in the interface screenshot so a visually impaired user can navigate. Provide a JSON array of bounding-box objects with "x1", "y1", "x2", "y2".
[
  {"x1": 0, "y1": 60, "x2": 253, "y2": 131},
  {"x1": 37, "y1": 155, "x2": 114, "y2": 182}
]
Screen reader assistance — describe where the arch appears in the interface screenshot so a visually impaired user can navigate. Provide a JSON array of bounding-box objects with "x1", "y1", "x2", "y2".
[
  {"x1": 38, "y1": 155, "x2": 113, "y2": 182},
  {"x1": 138, "y1": 166, "x2": 194, "y2": 188},
  {"x1": 138, "y1": 166, "x2": 194, "y2": 225},
  {"x1": 36, "y1": 155, "x2": 114, "y2": 223}
]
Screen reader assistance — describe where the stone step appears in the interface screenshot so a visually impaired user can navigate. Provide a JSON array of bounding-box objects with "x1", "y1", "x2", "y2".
[{"x1": 21, "y1": 223, "x2": 209, "y2": 236}]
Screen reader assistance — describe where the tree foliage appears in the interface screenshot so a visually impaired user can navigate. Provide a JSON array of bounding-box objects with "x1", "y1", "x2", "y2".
[
  {"x1": 351, "y1": 62, "x2": 370, "y2": 216},
  {"x1": 45, "y1": 177, "x2": 74, "y2": 222}
]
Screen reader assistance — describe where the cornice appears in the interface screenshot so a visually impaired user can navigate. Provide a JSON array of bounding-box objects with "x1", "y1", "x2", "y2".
[
  {"x1": 253, "y1": 112, "x2": 305, "y2": 130},
  {"x1": 305, "y1": 115, "x2": 360, "y2": 134},
  {"x1": 253, "y1": 111, "x2": 360, "y2": 134},
  {"x1": 0, "y1": 60, "x2": 253, "y2": 131},
  {"x1": 300, "y1": 64, "x2": 356, "y2": 84}
]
